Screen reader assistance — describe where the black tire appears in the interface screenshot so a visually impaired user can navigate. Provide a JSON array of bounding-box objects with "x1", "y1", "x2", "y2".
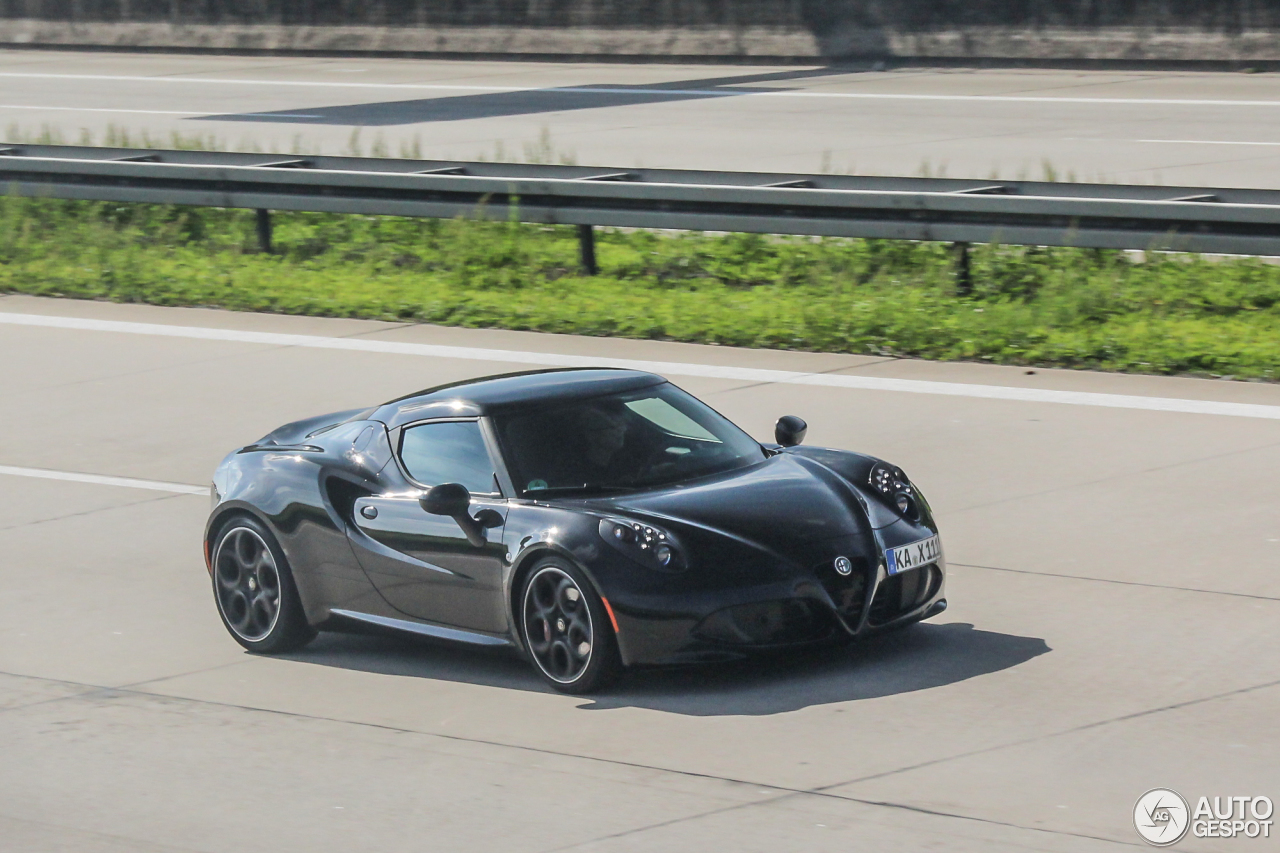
[
  {"x1": 210, "y1": 514, "x2": 316, "y2": 654},
  {"x1": 519, "y1": 558, "x2": 622, "y2": 694}
]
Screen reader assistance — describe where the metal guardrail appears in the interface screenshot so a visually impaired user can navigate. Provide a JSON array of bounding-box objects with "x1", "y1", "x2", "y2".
[{"x1": 4, "y1": 144, "x2": 1280, "y2": 269}]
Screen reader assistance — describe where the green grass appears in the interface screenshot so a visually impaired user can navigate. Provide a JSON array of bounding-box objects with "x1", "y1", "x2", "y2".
[{"x1": 2, "y1": 196, "x2": 1279, "y2": 380}]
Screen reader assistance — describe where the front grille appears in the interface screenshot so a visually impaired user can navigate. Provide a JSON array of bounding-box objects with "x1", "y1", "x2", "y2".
[
  {"x1": 693, "y1": 599, "x2": 833, "y2": 646},
  {"x1": 818, "y1": 556, "x2": 869, "y2": 627},
  {"x1": 869, "y1": 564, "x2": 940, "y2": 627}
]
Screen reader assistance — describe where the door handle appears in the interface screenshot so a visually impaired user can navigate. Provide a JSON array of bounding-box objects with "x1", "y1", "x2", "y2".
[{"x1": 360, "y1": 505, "x2": 378, "y2": 520}]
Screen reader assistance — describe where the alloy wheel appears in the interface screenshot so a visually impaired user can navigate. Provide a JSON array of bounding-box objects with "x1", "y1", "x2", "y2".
[
  {"x1": 523, "y1": 566, "x2": 594, "y2": 684},
  {"x1": 214, "y1": 526, "x2": 282, "y2": 642}
]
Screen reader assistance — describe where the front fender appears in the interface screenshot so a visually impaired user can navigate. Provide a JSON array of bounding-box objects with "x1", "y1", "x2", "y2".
[{"x1": 787, "y1": 446, "x2": 938, "y2": 531}]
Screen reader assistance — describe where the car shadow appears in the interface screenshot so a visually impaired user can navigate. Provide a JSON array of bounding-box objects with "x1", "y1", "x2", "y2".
[
  {"x1": 197, "y1": 66, "x2": 854, "y2": 126},
  {"x1": 282, "y1": 621, "x2": 1049, "y2": 716}
]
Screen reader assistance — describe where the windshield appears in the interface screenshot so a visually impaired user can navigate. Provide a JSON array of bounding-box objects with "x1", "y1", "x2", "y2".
[{"x1": 495, "y1": 383, "x2": 766, "y2": 496}]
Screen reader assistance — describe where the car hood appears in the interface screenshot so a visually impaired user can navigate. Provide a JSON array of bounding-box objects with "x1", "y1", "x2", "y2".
[{"x1": 586, "y1": 453, "x2": 876, "y2": 565}]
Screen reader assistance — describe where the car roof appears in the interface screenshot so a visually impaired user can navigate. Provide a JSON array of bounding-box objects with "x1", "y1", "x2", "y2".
[{"x1": 370, "y1": 368, "x2": 666, "y2": 428}]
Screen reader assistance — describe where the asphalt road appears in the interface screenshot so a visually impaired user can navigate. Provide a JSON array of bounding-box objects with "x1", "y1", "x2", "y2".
[
  {"x1": 0, "y1": 294, "x2": 1277, "y2": 851},
  {"x1": 8, "y1": 50, "x2": 1280, "y2": 187}
]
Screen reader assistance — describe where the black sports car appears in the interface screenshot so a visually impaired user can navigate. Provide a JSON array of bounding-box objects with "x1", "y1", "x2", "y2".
[{"x1": 204, "y1": 369, "x2": 946, "y2": 692}]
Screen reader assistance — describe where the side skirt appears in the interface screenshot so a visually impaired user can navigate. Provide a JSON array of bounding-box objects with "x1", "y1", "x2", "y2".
[{"x1": 329, "y1": 608, "x2": 513, "y2": 648}]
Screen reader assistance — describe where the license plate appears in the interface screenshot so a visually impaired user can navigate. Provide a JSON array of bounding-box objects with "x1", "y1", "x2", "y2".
[{"x1": 886, "y1": 535, "x2": 941, "y2": 575}]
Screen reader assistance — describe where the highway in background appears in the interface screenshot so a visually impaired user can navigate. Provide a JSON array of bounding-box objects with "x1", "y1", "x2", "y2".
[
  {"x1": 7, "y1": 50, "x2": 1280, "y2": 186},
  {"x1": 1, "y1": 294, "x2": 1277, "y2": 851}
]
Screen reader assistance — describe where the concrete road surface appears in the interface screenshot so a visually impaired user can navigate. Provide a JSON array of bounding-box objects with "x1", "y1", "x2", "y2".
[
  {"x1": 9, "y1": 50, "x2": 1280, "y2": 187},
  {"x1": 0, "y1": 294, "x2": 1276, "y2": 852}
]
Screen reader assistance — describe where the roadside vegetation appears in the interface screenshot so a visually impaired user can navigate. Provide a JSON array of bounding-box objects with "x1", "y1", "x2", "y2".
[{"x1": 2, "y1": 196, "x2": 1278, "y2": 381}]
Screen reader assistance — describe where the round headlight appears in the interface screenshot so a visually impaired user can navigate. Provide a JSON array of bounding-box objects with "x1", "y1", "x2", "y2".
[
  {"x1": 655, "y1": 544, "x2": 674, "y2": 566},
  {"x1": 896, "y1": 494, "x2": 911, "y2": 514},
  {"x1": 613, "y1": 524, "x2": 636, "y2": 543}
]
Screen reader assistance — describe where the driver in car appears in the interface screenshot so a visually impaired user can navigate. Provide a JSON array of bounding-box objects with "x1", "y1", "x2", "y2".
[
  {"x1": 579, "y1": 405, "x2": 633, "y2": 481},
  {"x1": 507, "y1": 402, "x2": 645, "y2": 492}
]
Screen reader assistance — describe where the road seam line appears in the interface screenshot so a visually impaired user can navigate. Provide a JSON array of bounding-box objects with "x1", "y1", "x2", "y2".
[
  {"x1": 0, "y1": 666, "x2": 1143, "y2": 849},
  {"x1": 823, "y1": 678, "x2": 1280, "y2": 790},
  {"x1": 7, "y1": 664, "x2": 1267, "y2": 846},
  {"x1": 952, "y1": 562, "x2": 1280, "y2": 602},
  {"x1": 0, "y1": 491, "x2": 188, "y2": 533},
  {"x1": 0, "y1": 811, "x2": 209, "y2": 853}
]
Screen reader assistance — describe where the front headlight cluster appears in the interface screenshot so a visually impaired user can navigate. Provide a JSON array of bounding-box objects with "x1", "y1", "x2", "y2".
[
  {"x1": 598, "y1": 518, "x2": 683, "y2": 571},
  {"x1": 869, "y1": 462, "x2": 921, "y2": 521}
]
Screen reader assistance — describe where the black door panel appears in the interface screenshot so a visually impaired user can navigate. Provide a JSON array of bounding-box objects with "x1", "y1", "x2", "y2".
[{"x1": 349, "y1": 495, "x2": 509, "y2": 633}]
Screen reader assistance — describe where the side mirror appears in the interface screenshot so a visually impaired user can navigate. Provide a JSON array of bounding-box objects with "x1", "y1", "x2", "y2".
[
  {"x1": 775, "y1": 415, "x2": 808, "y2": 447},
  {"x1": 420, "y1": 482, "x2": 471, "y2": 517},
  {"x1": 420, "y1": 483, "x2": 493, "y2": 547}
]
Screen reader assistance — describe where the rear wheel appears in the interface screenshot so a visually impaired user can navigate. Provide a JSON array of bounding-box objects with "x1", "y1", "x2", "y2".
[
  {"x1": 211, "y1": 515, "x2": 315, "y2": 654},
  {"x1": 520, "y1": 559, "x2": 621, "y2": 693}
]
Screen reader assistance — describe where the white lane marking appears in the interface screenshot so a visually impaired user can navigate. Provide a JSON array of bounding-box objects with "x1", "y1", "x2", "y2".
[
  {"x1": 3, "y1": 311, "x2": 1279, "y2": 420},
  {"x1": 0, "y1": 72, "x2": 1277, "y2": 108},
  {"x1": 1136, "y1": 138, "x2": 1280, "y2": 147},
  {"x1": 0, "y1": 464, "x2": 207, "y2": 495},
  {"x1": 0, "y1": 104, "x2": 200, "y2": 115},
  {"x1": 1070, "y1": 137, "x2": 1280, "y2": 147},
  {"x1": 0, "y1": 103, "x2": 322, "y2": 119}
]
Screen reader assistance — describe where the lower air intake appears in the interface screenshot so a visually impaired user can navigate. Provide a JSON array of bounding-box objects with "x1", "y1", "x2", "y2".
[
  {"x1": 869, "y1": 564, "x2": 941, "y2": 627},
  {"x1": 694, "y1": 599, "x2": 832, "y2": 646}
]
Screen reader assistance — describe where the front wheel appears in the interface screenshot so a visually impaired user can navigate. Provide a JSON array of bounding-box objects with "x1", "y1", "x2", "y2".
[
  {"x1": 520, "y1": 559, "x2": 621, "y2": 694},
  {"x1": 211, "y1": 515, "x2": 316, "y2": 654}
]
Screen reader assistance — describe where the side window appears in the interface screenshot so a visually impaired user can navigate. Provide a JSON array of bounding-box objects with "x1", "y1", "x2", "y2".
[{"x1": 399, "y1": 421, "x2": 496, "y2": 495}]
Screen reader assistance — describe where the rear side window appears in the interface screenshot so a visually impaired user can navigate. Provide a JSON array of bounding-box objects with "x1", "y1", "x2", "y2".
[{"x1": 399, "y1": 421, "x2": 496, "y2": 494}]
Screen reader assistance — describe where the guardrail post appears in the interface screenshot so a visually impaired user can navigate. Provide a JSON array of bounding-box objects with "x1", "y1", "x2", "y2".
[
  {"x1": 577, "y1": 224, "x2": 598, "y2": 275},
  {"x1": 952, "y1": 242, "x2": 972, "y2": 295},
  {"x1": 255, "y1": 209, "x2": 273, "y2": 254}
]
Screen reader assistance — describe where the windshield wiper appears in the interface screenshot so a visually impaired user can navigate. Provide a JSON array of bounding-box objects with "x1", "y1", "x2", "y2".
[{"x1": 522, "y1": 483, "x2": 633, "y2": 497}]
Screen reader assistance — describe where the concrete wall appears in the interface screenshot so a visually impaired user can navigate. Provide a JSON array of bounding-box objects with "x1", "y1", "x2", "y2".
[{"x1": 4, "y1": 1, "x2": 1280, "y2": 63}]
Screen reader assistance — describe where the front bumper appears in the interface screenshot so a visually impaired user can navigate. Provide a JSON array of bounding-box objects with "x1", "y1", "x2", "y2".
[{"x1": 608, "y1": 551, "x2": 947, "y2": 666}]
